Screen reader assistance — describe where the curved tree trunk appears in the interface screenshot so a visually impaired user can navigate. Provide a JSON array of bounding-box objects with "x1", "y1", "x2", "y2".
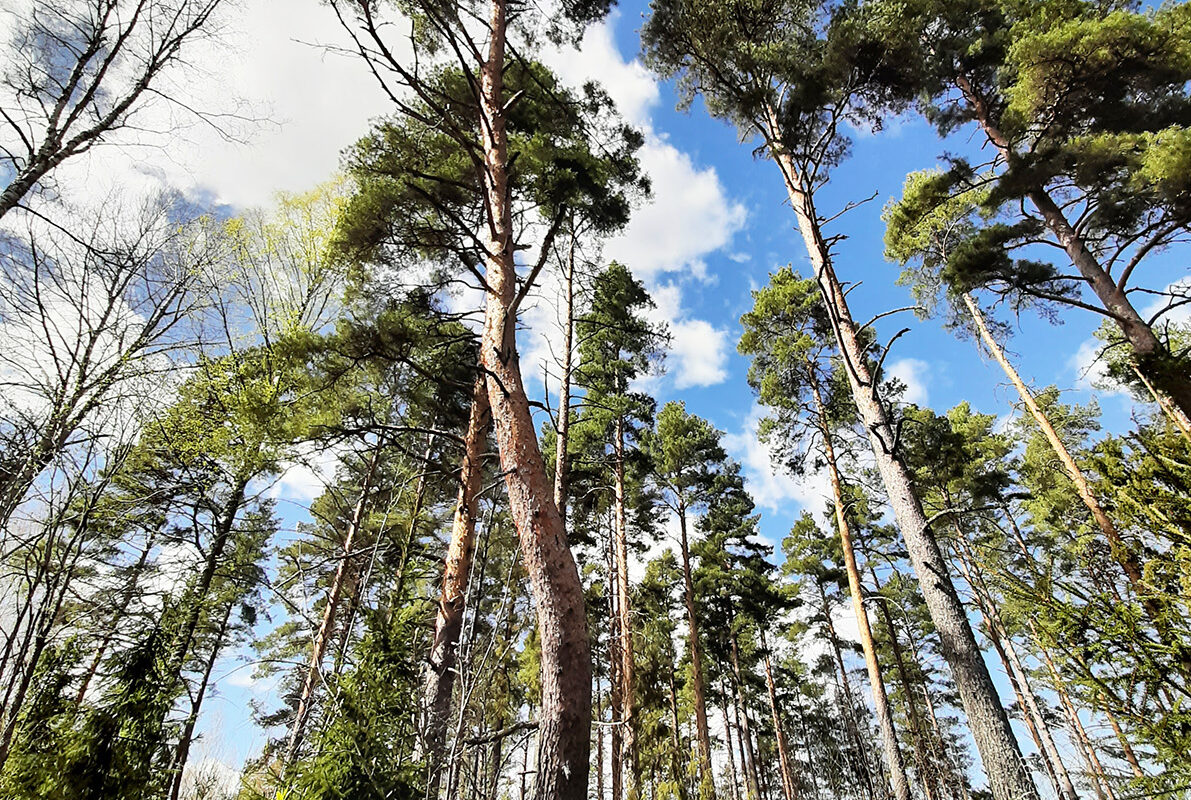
[
  {"x1": 477, "y1": 2, "x2": 591, "y2": 793},
  {"x1": 762, "y1": 105, "x2": 1039, "y2": 800}
]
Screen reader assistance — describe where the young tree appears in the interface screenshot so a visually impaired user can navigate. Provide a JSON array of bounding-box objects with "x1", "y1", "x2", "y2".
[
  {"x1": 645, "y1": 402, "x2": 728, "y2": 797},
  {"x1": 572, "y1": 261, "x2": 665, "y2": 800}
]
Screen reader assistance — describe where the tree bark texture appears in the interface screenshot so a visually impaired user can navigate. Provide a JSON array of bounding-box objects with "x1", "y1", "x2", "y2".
[
  {"x1": 476, "y1": 3, "x2": 592, "y2": 795},
  {"x1": 424, "y1": 379, "x2": 491, "y2": 800}
]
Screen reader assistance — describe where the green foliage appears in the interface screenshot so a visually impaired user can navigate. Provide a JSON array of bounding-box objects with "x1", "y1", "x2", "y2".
[
  {"x1": 285, "y1": 606, "x2": 425, "y2": 800},
  {"x1": 338, "y1": 64, "x2": 647, "y2": 278}
]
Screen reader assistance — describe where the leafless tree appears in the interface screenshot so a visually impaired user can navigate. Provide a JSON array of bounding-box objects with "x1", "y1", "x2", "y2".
[{"x1": 0, "y1": 0, "x2": 230, "y2": 219}]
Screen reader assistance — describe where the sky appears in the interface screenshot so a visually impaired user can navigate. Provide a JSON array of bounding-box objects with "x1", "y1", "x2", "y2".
[{"x1": 21, "y1": 0, "x2": 1185, "y2": 788}]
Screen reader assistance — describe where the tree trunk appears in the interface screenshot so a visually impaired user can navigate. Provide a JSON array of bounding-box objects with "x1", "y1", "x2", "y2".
[
  {"x1": 963, "y1": 292, "x2": 1181, "y2": 653},
  {"x1": 815, "y1": 579, "x2": 874, "y2": 797},
  {"x1": 609, "y1": 524, "x2": 624, "y2": 800},
  {"x1": 612, "y1": 416, "x2": 638, "y2": 800},
  {"x1": 722, "y1": 688, "x2": 742, "y2": 800},
  {"x1": 728, "y1": 632, "x2": 761, "y2": 800},
  {"x1": 425, "y1": 379, "x2": 491, "y2": 800},
  {"x1": 286, "y1": 450, "x2": 379, "y2": 768},
  {"x1": 1031, "y1": 628, "x2": 1117, "y2": 800},
  {"x1": 870, "y1": 574, "x2": 940, "y2": 800},
  {"x1": 812, "y1": 379, "x2": 911, "y2": 800},
  {"x1": 476, "y1": 2, "x2": 592, "y2": 794},
  {"x1": 677, "y1": 499, "x2": 716, "y2": 797},
  {"x1": 951, "y1": 534, "x2": 1078, "y2": 800},
  {"x1": 75, "y1": 531, "x2": 158, "y2": 705},
  {"x1": 1102, "y1": 702, "x2": 1143, "y2": 780},
  {"x1": 762, "y1": 106, "x2": 1039, "y2": 800},
  {"x1": 554, "y1": 235, "x2": 576, "y2": 521},
  {"x1": 952, "y1": 76, "x2": 1191, "y2": 425},
  {"x1": 759, "y1": 630, "x2": 799, "y2": 800},
  {"x1": 169, "y1": 598, "x2": 235, "y2": 800}
]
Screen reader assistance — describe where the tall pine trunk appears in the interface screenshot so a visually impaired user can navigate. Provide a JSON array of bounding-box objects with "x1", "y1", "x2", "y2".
[
  {"x1": 677, "y1": 499, "x2": 715, "y2": 797},
  {"x1": 962, "y1": 293, "x2": 1183, "y2": 658},
  {"x1": 425, "y1": 379, "x2": 491, "y2": 799},
  {"x1": 759, "y1": 630, "x2": 799, "y2": 800},
  {"x1": 811, "y1": 379, "x2": 911, "y2": 800},
  {"x1": 476, "y1": 3, "x2": 592, "y2": 789},
  {"x1": 554, "y1": 236, "x2": 576, "y2": 520},
  {"x1": 762, "y1": 106, "x2": 1039, "y2": 800},
  {"x1": 612, "y1": 417, "x2": 638, "y2": 800}
]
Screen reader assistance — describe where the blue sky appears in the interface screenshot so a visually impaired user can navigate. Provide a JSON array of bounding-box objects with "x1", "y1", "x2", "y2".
[{"x1": 38, "y1": 0, "x2": 1184, "y2": 786}]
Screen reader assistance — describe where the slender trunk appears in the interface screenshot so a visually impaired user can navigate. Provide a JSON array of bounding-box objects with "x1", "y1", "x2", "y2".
[
  {"x1": 169, "y1": 598, "x2": 235, "y2": 800},
  {"x1": 286, "y1": 452, "x2": 379, "y2": 768},
  {"x1": 816, "y1": 579, "x2": 874, "y2": 797},
  {"x1": 763, "y1": 108, "x2": 1038, "y2": 800},
  {"x1": 668, "y1": 657, "x2": 690, "y2": 800},
  {"x1": 677, "y1": 499, "x2": 715, "y2": 796},
  {"x1": 609, "y1": 523, "x2": 624, "y2": 800},
  {"x1": 425, "y1": 379, "x2": 491, "y2": 800},
  {"x1": 952, "y1": 533, "x2": 1079, "y2": 800},
  {"x1": 554, "y1": 236, "x2": 576, "y2": 521},
  {"x1": 1032, "y1": 631, "x2": 1116, "y2": 800},
  {"x1": 1102, "y1": 703, "x2": 1143, "y2": 780},
  {"x1": 1131, "y1": 364, "x2": 1191, "y2": 441},
  {"x1": 75, "y1": 531, "x2": 158, "y2": 704},
  {"x1": 952, "y1": 77, "x2": 1191, "y2": 425},
  {"x1": 760, "y1": 630, "x2": 799, "y2": 800},
  {"x1": 728, "y1": 632, "x2": 761, "y2": 800},
  {"x1": 722, "y1": 688, "x2": 742, "y2": 800},
  {"x1": 477, "y1": 2, "x2": 591, "y2": 794},
  {"x1": 612, "y1": 416, "x2": 638, "y2": 800},
  {"x1": 871, "y1": 579, "x2": 939, "y2": 800},
  {"x1": 812, "y1": 380, "x2": 911, "y2": 800},
  {"x1": 963, "y1": 293, "x2": 1179, "y2": 647}
]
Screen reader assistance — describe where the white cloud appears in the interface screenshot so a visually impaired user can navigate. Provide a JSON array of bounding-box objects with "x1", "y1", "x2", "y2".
[
  {"x1": 606, "y1": 140, "x2": 747, "y2": 280},
  {"x1": 670, "y1": 318, "x2": 730, "y2": 389},
  {"x1": 886, "y1": 357, "x2": 931, "y2": 406},
  {"x1": 722, "y1": 402, "x2": 832, "y2": 514},
  {"x1": 546, "y1": 18, "x2": 660, "y2": 128},
  {"x1": 46, "y1": 0, "x2": 396, "y2": 211},
  {"x1": 1068, "y1": 338, "x2": 1114, "y2": 393}
]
